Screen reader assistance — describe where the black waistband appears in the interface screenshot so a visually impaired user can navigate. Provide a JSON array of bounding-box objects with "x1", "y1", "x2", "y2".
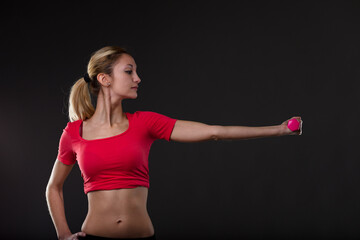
[{"x1": 78, "y1": 234, "x2": 156, "y2": 240}]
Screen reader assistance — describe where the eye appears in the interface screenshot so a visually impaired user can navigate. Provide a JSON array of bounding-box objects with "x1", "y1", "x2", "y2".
[{"x1": 125, "y1": 70, "x2": 132, "y2": 74}]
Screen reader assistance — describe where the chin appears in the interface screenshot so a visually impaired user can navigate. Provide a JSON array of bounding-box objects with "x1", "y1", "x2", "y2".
[
  {"x1": 128, "y1": 94, "x2": 138, "y2": 99},
  {"x1": 122, "y1": 91, "x2": 138, "y2": 99}
]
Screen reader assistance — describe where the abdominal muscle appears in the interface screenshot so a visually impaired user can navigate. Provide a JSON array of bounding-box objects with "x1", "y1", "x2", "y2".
[{"x1": 81, "y1": 186, "x2": 155, "y2": 238}]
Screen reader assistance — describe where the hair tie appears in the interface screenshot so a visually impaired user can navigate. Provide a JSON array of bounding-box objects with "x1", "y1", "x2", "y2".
[{"x1": 84, "y1": 73, "x2": 91, "y2": 83}]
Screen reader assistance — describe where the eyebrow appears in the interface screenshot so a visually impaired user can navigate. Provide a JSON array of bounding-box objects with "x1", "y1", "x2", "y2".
[{"x1": 126, "y1": 64, "x2": 137, "y2": 68}]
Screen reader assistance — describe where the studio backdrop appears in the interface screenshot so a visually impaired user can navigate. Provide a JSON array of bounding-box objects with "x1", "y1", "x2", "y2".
[{"x1": 1, "y1": 1, "x2": 359, "y2": 239}]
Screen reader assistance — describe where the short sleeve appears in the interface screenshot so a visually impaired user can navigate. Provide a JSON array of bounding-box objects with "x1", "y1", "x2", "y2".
[
  {"x1": 141, "y1": 111, "x2": 177, "y2": 141},
  {"x1": 56, "y1": 123, "x2": 76, "y2": 165}
]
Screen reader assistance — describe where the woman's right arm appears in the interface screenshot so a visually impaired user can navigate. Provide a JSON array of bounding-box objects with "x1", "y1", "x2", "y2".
[{"x1": 45, "y1": 159, "x2": 86, "y2": 240}]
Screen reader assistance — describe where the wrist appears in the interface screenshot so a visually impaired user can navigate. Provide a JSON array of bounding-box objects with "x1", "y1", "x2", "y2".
[
  {"x1": 58, "y1": 231, "x2": 72, "y2": 240},
  {"x1": 278, "y1": 124, "x2": 288, "y2": 136}
]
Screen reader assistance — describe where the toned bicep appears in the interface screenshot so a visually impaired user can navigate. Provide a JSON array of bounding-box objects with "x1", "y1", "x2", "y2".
[
  {"x1": 47, "y1": 159, "x2": 75, "y2": 189},
  {"x1": 170, "y1": 120, "x2": 218, "y2": 143}
]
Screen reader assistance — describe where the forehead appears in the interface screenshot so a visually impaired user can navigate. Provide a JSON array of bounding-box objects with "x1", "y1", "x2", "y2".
[{"x1": 114, "y1": 54, "x2": 137, "y2": 68}]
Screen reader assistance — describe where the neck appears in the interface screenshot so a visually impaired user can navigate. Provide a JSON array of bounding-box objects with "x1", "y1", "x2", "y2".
[{"x1": 89, "y1": 90, "x2": 126, "y2": 127}]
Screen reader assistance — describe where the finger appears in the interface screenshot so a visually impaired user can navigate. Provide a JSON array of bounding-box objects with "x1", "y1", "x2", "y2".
[
  {"x1": 291, "y1": 117, "x2": 302, "y2": 127},
  {"x1": 297, "y1": 120, "x2": 303, "y2": 135},
  {"x1": 72, "y1": 233, "x2": 79, "y2": 240}
]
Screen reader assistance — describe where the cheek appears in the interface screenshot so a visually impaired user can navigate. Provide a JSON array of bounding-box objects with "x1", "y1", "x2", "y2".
[{"x1": 113, "y1": 80, "x2": 131, "y2": 93}]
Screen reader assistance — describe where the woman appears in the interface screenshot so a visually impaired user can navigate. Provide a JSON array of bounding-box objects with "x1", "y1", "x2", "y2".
[{"x1": 45, "y1": 46, "x2": 302, "y2": 240}]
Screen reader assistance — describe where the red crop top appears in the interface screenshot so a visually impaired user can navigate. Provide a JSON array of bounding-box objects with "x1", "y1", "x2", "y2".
[{"x1": 56, "y1": 111, "x2": 177, "y2": 194}]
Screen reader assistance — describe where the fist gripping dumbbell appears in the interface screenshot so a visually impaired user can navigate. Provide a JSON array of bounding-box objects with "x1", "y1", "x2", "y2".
[{"x1": 287, "y1": 118, "x2": 301, "y2": 132}]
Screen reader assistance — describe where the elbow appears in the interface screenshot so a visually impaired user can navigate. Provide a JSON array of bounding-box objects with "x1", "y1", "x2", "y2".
[
  {"x1": 45, "y1": 182, "x2": 63, "y2": 200},
  {"x1": 45, "y1": 185, "x2": 52, "y2": 203},
  {"x1": 211, "y1": 125, "x2": 222, "y2": 141}
]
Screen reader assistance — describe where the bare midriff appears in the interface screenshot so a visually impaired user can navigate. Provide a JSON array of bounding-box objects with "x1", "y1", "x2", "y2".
[{"x1": 81, "y1": 186, "x2": 154, "y2": 238}]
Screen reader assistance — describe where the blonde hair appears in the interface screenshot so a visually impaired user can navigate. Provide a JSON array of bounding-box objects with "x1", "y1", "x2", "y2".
[{"x1": 68, "y1": 46, "x2": 129, "y2": 122}]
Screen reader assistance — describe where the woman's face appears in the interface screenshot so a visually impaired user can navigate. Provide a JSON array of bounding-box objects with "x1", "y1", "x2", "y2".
[{"x1": 109, "y1": 54, "x2": 141, "y2": 99}]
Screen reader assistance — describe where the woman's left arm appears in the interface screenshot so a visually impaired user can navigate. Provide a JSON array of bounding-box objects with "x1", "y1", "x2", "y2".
[{"x1": 170, "y1": 117, "x2": 302, "y2": 143}]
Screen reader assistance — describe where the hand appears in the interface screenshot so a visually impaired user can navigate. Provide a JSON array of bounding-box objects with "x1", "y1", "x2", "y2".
[
  {"x1": 59, "y1": 232, "x2": 86, "y2": 240},
  {"x1": 280, "y1": 116, "x2": 303, "y2": 136}
]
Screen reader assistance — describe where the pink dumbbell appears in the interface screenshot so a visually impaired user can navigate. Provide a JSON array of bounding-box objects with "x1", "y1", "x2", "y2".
[{"x1": 287, "y1": 118, "x2": 300, "y2": 132}]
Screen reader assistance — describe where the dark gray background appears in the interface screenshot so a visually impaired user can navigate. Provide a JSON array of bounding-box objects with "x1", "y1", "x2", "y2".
[{"x1": 1, "y1": 1, "x2": 360, "y2": 239}]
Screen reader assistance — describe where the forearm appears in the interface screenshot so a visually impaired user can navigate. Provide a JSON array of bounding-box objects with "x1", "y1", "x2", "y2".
[
  {"x1": 45, "y1": 186, "x2": 72, "y2": 238},
  {"x1": 214, "y1": 124, "x2": 284, "y2": 141}
]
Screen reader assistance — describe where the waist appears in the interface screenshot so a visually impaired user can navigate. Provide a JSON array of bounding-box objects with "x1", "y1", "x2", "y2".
[{"x1": 82, "y1": 187, "x2": 154, "y2": 238}]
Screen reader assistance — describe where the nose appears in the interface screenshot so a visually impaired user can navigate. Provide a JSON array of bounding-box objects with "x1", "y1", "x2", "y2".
[{"x1": 134, "y1": 73, "x2": 141, "y2": 84}]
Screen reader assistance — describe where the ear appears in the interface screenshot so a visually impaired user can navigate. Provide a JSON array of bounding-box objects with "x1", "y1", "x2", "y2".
[{"x1": 96, "y1": 73, "x2": 110, "y2": 86}]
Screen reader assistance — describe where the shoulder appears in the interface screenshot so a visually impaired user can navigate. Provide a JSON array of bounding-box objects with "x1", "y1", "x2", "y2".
[
  {"x1": 130, "y1": 110, "x2": 157, "y2": 119},
  {"x1": 132, "y1": 111, "x2": 174, "y2": 120},
  {"x1": 63, "y1": 119, "x2": 82, "y2": 135},
  {"x1": 134, "y1": 110, "x2": 158, "y2": 117}
]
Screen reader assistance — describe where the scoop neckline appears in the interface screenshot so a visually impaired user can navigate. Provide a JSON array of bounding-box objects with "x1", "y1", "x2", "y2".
[{"x1": 78, "y1": 112, "x2": 131, "y2": 142}]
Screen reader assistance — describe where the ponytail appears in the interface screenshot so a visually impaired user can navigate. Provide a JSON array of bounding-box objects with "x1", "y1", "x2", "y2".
[{"x1": 68, "y1": 77, "x2": 95, "y2": 122}]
